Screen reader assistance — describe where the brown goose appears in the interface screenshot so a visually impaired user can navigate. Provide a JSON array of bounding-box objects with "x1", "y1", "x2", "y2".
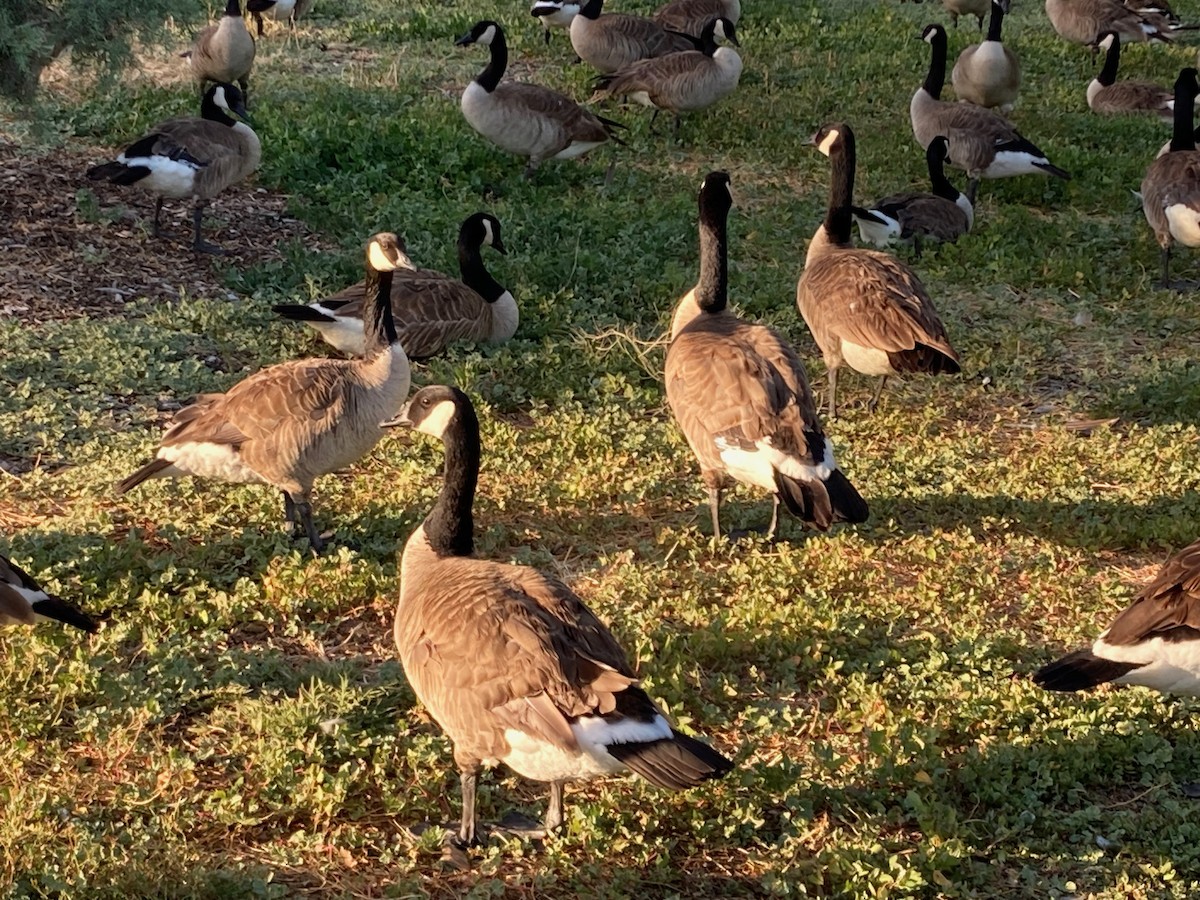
[
  {"x1": 273, "y1": 213, "x2": 515, "y2": 359},
  {"x1": 387, "y1": 384, "x2": 733, "y2": 846},
  {"x1": 951, "y1": 0, "x2": 1020, "y2": 112},
  {"x1": 188, "y1": 0, "x2": 256, "y2": 99},
  {"x1": 943, "y1": 0, "x2": 990, "y2": 28},
  {"x1": 0, "y1": 554, "x2": 101, "y2": 633},
  {"x1": 570, "y1": 0, "x2": 700, "y2": 74},
  {"x1": 1045, "y1": 0, "x2": 1172, "y2": 46},
  {"x1": 651, "y1": 0, "x2": 740, "y2": 38},
  {"x1": 1087, "y1": 31, "x2": 1174, "y2": 117},
  {"x1": 665, "y1": 172, "x2": 868, "y2": 539},
  {"x1": 116, "y1": 233, "x2": 413, "y2": 552},
  {"x1": 1035, "y1": 537, "x2": 1200, "y2": 696},
  {"x1": 798, "y1": 124, "x2": 961, "y2": 419},
  {"x1": 246, "y1": 0, "x2": 299, "y2": 36},
  {"x1": 1141, "y1": 68, "x2": 1200, "y2": 286},
  {"x1": 456, "y1": 20, "x2": 625, "y2": 178}
]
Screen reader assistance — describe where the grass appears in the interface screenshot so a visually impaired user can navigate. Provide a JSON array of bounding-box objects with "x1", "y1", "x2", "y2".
[{"x1": 4, "y1": 0, "x2": 1200, "y2": 896}]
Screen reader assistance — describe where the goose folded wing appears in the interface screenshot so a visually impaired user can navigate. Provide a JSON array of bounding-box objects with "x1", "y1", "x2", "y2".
[
  {"x1": 495, "y1": 83, "x2": 605, "y2": 132},
  {"x1": 389, "y1": 279, "x2": 490, "y2": 359},
  {"x1": 822, "y1": 255, "x2": 955, "y2": 354},
  {"x1": 1104, "y1": 540, "x2": 1200, "y2": 644}
]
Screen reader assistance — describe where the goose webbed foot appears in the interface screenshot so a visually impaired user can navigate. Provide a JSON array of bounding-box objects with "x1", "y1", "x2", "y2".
[
  {"x1": 866, "y1": 375, "x2": 889, "y2": 414},
  {"x1": 190, "y1": 206, "x2": 226, "y2": 255},
  {"x1": 294, "y1": 498, "x2": 326, "y2": 554}
]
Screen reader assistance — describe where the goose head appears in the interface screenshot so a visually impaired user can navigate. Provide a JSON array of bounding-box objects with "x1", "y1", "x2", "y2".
[
  {"x1": 455, "y1": 20, "x2": 502, "y2": 47},
  {"x1": 384, "y1": 385, "x2": 469, "y2": 435}
]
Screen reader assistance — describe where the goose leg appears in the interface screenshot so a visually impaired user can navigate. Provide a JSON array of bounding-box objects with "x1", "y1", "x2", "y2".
[
  {"x1": 543, "y1": 29, "x2": 551, "y2": 45},
  {"x1": 1160, "y1": 246, "x2": 1172, "y2": 288},
  {"x1": 708, "y1": 485, "x2": 722, "y2": 538},
  {"x1": 672, "y1": 114, "x2": 682, "y2": 144},
  {"x1": 295, "y1": 497, "x2": 325, "y2": 553},
  {"x1": 254, "y1": 12, "x2": 264, "y2": 36},
  {"x1": 191, "y1": 203, "x2": 226, "y2": 255},
  {"x1": 867, "y1": 375, "x2": 889, "y2": 414},
  {"x1": 827, "y1": 366, "x2": 839, "y2": 420},
  {"x1": 151, "y1": 197, "x2": 167, "y2": 239},
  {"x1": 545, "y1": 781, "x2": 565, "y2": 832},
  {"x1": 649, "y1": 109, "x2": 661, "y2": 134},
  {"x1": 282, "y1": 491, "x2": 298, "y2": 535},
  {"x1": 766, "y1": 495, "x2": 781, "y2": 541},
  {"x1": 966, "y1": 177, "x2": 980, "y2": 206},
  {"x1": 523, "y1": 158, "x2": 542, "y2": 180},
  {"x1": 458, "y1": 769, "x2": 478, "y2": 846},
  {"x1": 239, "y1": 75, "x2": 250, "y2": 108}
]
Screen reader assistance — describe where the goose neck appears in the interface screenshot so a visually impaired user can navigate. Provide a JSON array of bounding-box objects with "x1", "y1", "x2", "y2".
[
  {"x1": 424, "y1": 406, "x2": 480, "y2": 557},
  {"x1": 1098, "y1": 37, "x2": 1119, "y2": 87},
  {"x1": 922, "y1": 32, "x2": 947, "y2": 99},
  {"x1": 476, "y1": 30, "x2": 507, "y2": 92},
  {"x1": 822, "y1": 137, "x2": 856, "y2": 246},
  {"x1": 926, "y1": 145, "x2": 957, "y2": 201},
  {"x1": 985, "y1": 2, "x2": 1004, "y2": 42},
  {"x1": 579, "y1": 0, "x2": 603, "y2": 20},
  {"x1": 200, "y1": 93, "x2": 237, "y2": 127},
  {"x1": 224, "y1": 0, "x2": 242, "y2": 17},
  {"x1": 458, "y1": 239, "x2": 505, "y2": 302},
  {"x1": 694, "y1": 202, "x2": 729, "y2": 314},
  {"x1": 362, "y1": 266, "x2": 399, "y2": 355},
  {"x1": 1170, "y1": 78, "x2": 1199, "y2": 151}
]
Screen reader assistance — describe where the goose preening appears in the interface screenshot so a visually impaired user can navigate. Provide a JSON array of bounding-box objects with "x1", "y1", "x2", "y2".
[
  {"x1": 116, "y1": 233, "x2": 413, "y2": 552},
  {"x1": 86, "y1": 83, "x2": 260, "y2": 255},
  {"x1": 665, "y1": 172, "x2": 868, "y2": 539},
  {"x1": 386, "y1": 384, "x2": 733, "y2": 846},
  {"x1": 592, "y1": 17, "x2": 742, "y2": 139},
  {"x1": 799, "y1": 124, "x2": 962, "y2": 419},
  {"x1": 652, "y1": 0, "x2": 741, "y2": 38},
  {"x1": 246, "y1": 0, "x2": 299, "y2": 36},
  {"x1": 913, "y1": 23, "x2": 1070, "y2": 201},
  {"x1": 273, "y1": 213, "x2": 517, "y2": 359},
  {"x1": 851, "y1": 136, "x2": 973, "y2": 251},
  {"x1": 1045, "y1": 0, "x2": 1172, "y2": 46},
  {"x1": 570, "y1": 0, "x2": 700, "y2": 74},
  {"x1": 1087, "y1": 31, "x2": 1174, "y2": 117},
  {"x1": 187, "y1": 0, "x2": 256, "y2": 99},
  {"x1": 951, "y1": 0, "x2": 1020, "y2": 112},
  {"x1": 1141, "y1": 68, "x2": 1200, "y2": 287},
  {"x1": 0, "y1": 555, "x2": 102, "y2": 633},
  {"x1": 1034, "y1": 537, "x2": 1200, "y2": 697},
  {"x1": 943, "y1": 0, "x2": 991, "y2": 29},
  {"x1": 531, "y1": 0, "x2": 581, "y2": 45},
  {"x1": 456, "y1": 20, "x2": 625, "y2": 179}
]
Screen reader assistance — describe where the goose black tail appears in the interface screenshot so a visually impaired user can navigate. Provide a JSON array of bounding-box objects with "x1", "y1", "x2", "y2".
[
  {"x1": 87, "y1": 162, "x2": 150, "y2": 186},
  {"x1": 606, "y1": 729, "x2": 733, "y2": 790},
  {"x1": 116, "y1": 457, "x2": 172, "y2": 495},
  {"x1": 1033, "y1": 649, "x2": 1143, "y2": 692},
  {"x1": 273, "y1": 303, "x2": 336, "y2": 323},
  {"x1": 32, "y1": 596, "x2": 101, "y2": 634},
  {"x1": 822, "y1": 468, "x2": 870, "y2": 524},
  {"x1": 775, "y1": 469, "x2": 869, "y2": 530}
]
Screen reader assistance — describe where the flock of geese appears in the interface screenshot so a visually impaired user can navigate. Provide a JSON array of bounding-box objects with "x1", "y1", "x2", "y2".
[{"x1": 8, "y1": 0, "x2": 1200, "y2": 856}]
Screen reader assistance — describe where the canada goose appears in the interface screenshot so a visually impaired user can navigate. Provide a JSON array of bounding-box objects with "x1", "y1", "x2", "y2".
[
  {"x1": 570, "y1": 0, "x2": 700, "y2": 74},
  {"x1": 1141, "y1": 68, "x2": 1200, "y2": 286},
  {"x1": 0, "y1": 554, "x2": 101, "y2": 633},
  {"x1": 86, "y1": 83, "x2": 260, "y2": 255},
  {"x1": 456, "y1": 20, "x2": 625, "y2": 179},
  {"x1": 944, "y1": 0, "x2": 991, "y2": 29},
  {"x1": 246, "y1": 0, "x2": 298, "y2": 36},
  {"x1": 531, "y1": 0, "x2": 581, "y2": 45},
  {"x1": 798, "y1": 124, "x2": 962, "y2": 419},
  {"x1": 592, "y1": 17, "x2": 742, "y2": 139},
  {"x1": 386, "y1": 385, "x2": 733, "y2": 846},
  {"x1": 116, "y1": 233, "x2": 413, "y2": 552},
  {"x1": 1088, "y1": 31, "x2": 1174, "y2": 117},
  {"x1": 913, "y1": 24, "x2": 1070, "y2": 201},
  {"x1": 951, "y1": 0, "x2": 1021, "y2": 112},
  {"x1": 1045, "y1": 0, "x2": 1171, "y2": 46},
  {"x1": 651, "y1": 0, "x2": 741, "y2": 38},
  {"x1": 273, "y1": 213, "x2": 516, "y2": 359},
  {"x1": 664, "y1": 172, "x2": 868, "y2": 539},
  {"x1": 188, "y1": 0, "x2": 256, "y2": 99},
  {"x1": 1034, "y1": 537, "x2": 1200, "y2": 696},
  {"x1": 851, "y1": 136, "x2": 973, "y2": 251}
]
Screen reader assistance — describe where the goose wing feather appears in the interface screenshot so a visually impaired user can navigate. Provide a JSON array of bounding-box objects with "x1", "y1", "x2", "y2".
[
  {"x1": 493, "y1": 82, "x2": 613, "y2": 143},
  {"x1": 1102, "y1": 539, "x2": 1200, "y2": 644}
]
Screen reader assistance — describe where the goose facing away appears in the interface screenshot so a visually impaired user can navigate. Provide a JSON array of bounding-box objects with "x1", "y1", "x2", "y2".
[
  {"x1": 273, "y1": 213, "x2": 516, "y2": 359},
  {"x1": 1088, "y1": 31, "x2": 1174, "y2": 117},
  {"x1": 651, "y1": 0, "x2": 741, "y2": 38},
  {"x1": 951, "y1": 0, "x2": 1021, "y2": 112},
  {"x1": 0, "y1": 555, "x2": 102, "y2": 633},
  {"x1": 456, "y1": 20, "x2": 625, "y2": 178},
  {"x1": 188, "y1": 0, "x2": 256, "y2": 98},
  {"x1": 386, "y1": 385, "x2": 733, "y2": 845},
  {"x1": 570, "y1": 0, "x2": 700, "y2": 74},
  {"x1": 116, "y1": 233, "x2": 413, "y2": 552},
  {"x1": 531, "y1": 0, "x2": 581, "y2": 44},
  {"x1": 1045, "y1": 0, "x2": 1171, "y2": 46},
  {"x1": 86, "y1": 83, "x2": 261, "y2": 255},
  {"x1": 665, "y1": 172, "x2": 869, "y2": 539},
  {"x1": 1034, "y1": 537, "x2": 1200, "y2": 696},
  {"x1": 851, "y1": 135, "x2": 973, "y2": 251},
  {"x1": 798, "y1": 124, "x2": 961, "y2": 419},
  {"x1": 1141, "y1": 68, "x2": 1200, "y2": 286},
  {"x1": 913, "y1": 23, "x2": 1070, "y2": 201},
  {"x1": 593, "y1": 17, "x2": 742, "y2": 139}
]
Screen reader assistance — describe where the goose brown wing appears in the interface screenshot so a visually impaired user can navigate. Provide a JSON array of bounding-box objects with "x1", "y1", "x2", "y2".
[
  {"x1": 1104, "y1": 540, "x2": 1200, "y2": 644},
  {"x1": 1093, "y1": 81, "x2": 1173, "y2": 112},
  {"x1": 603, "y1": 50, "x2": 711, "y2": 101},
  {"x1": 154, "y1": 117, "x2": 255, "y2": 192},
  {"x1": 493, "y1": 82, "x2": 612, "y2": 143},
  {"x1": 893, "y1": 196, "x2": 970, "y2": 242},
  {"x1": 652, "y1": 0, "x2": 723, "y2": 34},
  {"x1": 387, "y1": 279, "x2": 491, "y2": 360}
]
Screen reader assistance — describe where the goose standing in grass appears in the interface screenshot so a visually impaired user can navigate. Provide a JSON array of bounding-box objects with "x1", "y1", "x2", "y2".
[
  {"x1": 456, "y1": 20, "x2": 625, "y2": 178},
  {"x1": 273, "y1": 213, "x2": 517, "y2": 359},
  {"x1": 116, "y1": 233, "x2": 413, "y2": 553},
  {"x1": 592, "y1": 17, "x2": 741, "y2": 139},
  {"x1": 1087, "y1": 31, "x2": 1174, "y2": 117},
  {"x1": 187, "y1": 0, "x2": 256, "y2": 100},
  {"x1": 944, "y1": 0, "x2": 990, "y2": 29},
  {"x1": 570, "y1": 0, "x2": 700, "y2": 74},
  {"x1": 246, "y1": 0, "x2": 299, "y2": 36},
  {"x1": 665, "y1": 172, "x2": 868, "y2": 539},
  {"x1": 86, "y1": 83, "x2": 260, "y2": 255},
  {"x1": 531, "y1": 0, "x2": 581, "y2": 45},
  {"x1": 1141, "y1": 68, "x2": 1200, "y2": 286},
  {"x1": 387, "y1": 385, "x2": 733, "y2": 846},
  {"x1": 1045, "y1": 0, "x2": 1172, "y2": 46},
  {"x1": 0, "y1": 555, "x2": 102, "y2": 633},
  {"x1": 651, "y1": 0, "x2": 740, "y2": 38},
  {"x1": 1035, "y1": 537, "x2": 1200, "y2": 696},
  {"x1": 913, "y1": 23, "x2": 1070, "y2": 201},
  {"x1": 851, "y1": 136, "x2": 973, "y2": 252},
  {"x1": 952, "y1": 0, "x2": 1020, "y2": 112},
  {"x1": 799, "y1": 124, "x2": 961, "y2": 419}
]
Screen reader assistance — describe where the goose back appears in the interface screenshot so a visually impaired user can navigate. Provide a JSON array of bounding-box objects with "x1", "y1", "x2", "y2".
[
  {"x1": 651, "y1": 0, "x2": 740, "y2": 37},
  {"x1": 1045, "y1": 0, "x2": 1170, "y2": 45},
  {"x1": 571, "y1": 0, "x2": 700, "y2": 74}
]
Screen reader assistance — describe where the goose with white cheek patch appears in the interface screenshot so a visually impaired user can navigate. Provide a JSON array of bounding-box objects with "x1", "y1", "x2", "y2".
[
  {"x1": 86, "y1": 83, "x2": 260, "y2": 255},
  {"x1": 1046, "y1": 0, "x2": 1172, "y2": 47},
  {"x1": 912, "y1": 23, "x2": 1070, "y2": 202},
  {"x1": 1035, "y1": 538, "x2": 1200, "y2": 697},
  {"x1": 570, "y1": 0, "x2": 701, "y2": 74},
  {"x1": 115, "y1": 233, "x2": 413, "y2": 553},
  {"x1": 0, "y1": 554, "x2": 103, "y2": 633},
  {"x1": 187, "y1": 0, "x2": 256, "y2": 100},
  {"x1": 273, "y1": 213, "x2": 517, "y2": 359},
  {"x1": 799, "y1": 124, "x2": 961, "y2": 420},
  {"x1": 665, "y1": 172, "x2": 869, "y2": 540},
  {"x1": 1088, "y1": 31, "x2": 1175, "y2": 117},
  {"x1": 1142, "y1": 68, "x2": 1200, "y2": 287},
  {"x1": 385, "y1": 385, "x2": 733, "y2": 847},
  {"x1": 651, "y1": 0, "x2": 740, "y2": 39},
  {"x1": 951, "y1": 0, "x2": 1020, "y2": 112},
  {"x1": 456, "y1": 20, "x2": 625, "y2": 179}
]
